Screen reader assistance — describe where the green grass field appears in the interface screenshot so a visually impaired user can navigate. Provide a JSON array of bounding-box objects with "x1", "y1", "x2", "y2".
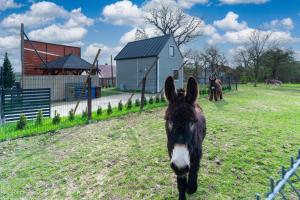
[{"x1": 0, "y1": 84, "x2": 299, "y2": 199}]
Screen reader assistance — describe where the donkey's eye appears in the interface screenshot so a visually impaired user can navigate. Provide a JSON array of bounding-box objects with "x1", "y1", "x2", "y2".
[
  {"x1": 168, "y1": 121, "x2": 173, "y2": 130},
  {"x1": 189, "y1": 122, "x2": 196, "y2": 131}
]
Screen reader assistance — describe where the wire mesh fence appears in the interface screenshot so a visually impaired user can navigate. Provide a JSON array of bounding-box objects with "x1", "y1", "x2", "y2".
[{"x1": 256, "y1": 149, "x2": 300, "y2": 200}]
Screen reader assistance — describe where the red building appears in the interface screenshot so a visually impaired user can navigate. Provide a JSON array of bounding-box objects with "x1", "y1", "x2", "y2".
[{"x1": 23, "y1": 40, "x2": 87, "y2": 75}]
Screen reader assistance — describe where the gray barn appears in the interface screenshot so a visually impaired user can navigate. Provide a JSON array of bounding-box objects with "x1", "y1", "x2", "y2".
[{"x1": 115, "y1": 35, "x2": 183, "y2": 93}]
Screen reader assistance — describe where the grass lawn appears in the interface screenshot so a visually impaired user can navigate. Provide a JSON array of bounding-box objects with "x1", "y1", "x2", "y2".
[
  {"x1": 100, "y1": 87, "x2": 125, "y2": 97},
  {"x1": 0, "y1": 84, "x2": 300, "y2": 199}
]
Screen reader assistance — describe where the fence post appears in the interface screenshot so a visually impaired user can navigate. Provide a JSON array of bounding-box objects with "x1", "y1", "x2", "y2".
[
  {"x1": 140, "y1": 77, "x2": 146, "y2": 111},
  {"x1": 235, "y1": 77, "x2": 238, "y2": 90},
  {"x1": 87, "y1": 76, "x2": 92, "y2": 123}
]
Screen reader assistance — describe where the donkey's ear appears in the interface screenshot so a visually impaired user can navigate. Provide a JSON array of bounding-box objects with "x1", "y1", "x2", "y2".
[
  {"x1": 165, "y1": 76, "x2": 176, "y2": 103},
  {"x1": 185, "y1": 77, "x2": 198, "y2": 104}
]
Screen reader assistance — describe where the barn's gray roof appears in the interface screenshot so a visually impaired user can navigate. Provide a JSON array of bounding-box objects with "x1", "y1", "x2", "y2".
[
  {"x1": 115, "y1": 35, "x2": 171, "y2": 60},
  {"x1": 41, "y1": 54, "x2": 92, "y2": 70}
]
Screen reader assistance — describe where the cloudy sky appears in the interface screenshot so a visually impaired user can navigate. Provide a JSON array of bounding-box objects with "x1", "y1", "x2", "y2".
[{"x1": 0, "y1": 0, "x2": 300, "y2": 72}]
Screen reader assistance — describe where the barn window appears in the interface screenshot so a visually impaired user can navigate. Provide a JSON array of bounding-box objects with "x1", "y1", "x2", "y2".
[
  {"x1": 169, "y1": 46, "x2": 174, "y2": 57},
  {"x1": 173, "y1": 70, "x2": 179, "y2": 80}
]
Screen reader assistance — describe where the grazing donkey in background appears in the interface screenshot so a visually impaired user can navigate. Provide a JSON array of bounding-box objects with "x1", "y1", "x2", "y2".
[
  {"x1": 208, "y1": 77, "x2": 223, "y2": 101},
  {"x1": 164, "y1": 76, "x2": 206, "y2": 200}
]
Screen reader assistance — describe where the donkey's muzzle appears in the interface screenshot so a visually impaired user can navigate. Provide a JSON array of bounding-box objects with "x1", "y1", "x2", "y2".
[
  {"x1": 170, "y1": 144, "x2": 190, "y2": 176},
  {"x1": 171, "y1": 162, "x2": 190, "y2": 176}
]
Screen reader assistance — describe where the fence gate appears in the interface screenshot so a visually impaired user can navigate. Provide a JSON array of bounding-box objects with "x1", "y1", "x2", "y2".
[{"x1": 1, "y1": 88, "x2": 51, "y2": 122}]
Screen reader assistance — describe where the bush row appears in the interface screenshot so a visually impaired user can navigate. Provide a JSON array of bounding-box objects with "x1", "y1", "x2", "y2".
[{"x1": 15, "y1": 94, "x2": 166, "y2": 130}]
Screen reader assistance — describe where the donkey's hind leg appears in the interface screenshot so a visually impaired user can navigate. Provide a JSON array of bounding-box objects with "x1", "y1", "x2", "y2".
[{"x1": 220, "y1": 91, "x2": 223, "y2": 100}]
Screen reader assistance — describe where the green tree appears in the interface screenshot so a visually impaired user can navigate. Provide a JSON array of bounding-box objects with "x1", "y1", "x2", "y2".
[
  {"x1": 2, "y1": 52, "x2": 15, "y2": 88},
  {"x1": 261, "y1": 48, "x2": 294, "y2": 79}
]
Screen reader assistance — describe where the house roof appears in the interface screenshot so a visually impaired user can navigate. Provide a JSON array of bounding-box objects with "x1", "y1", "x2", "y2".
[
  {"x1": 98, "y1": 64, "x2": 116, "y2": 78},
  {"x1": 114, "y1": 34, "x2": 171, "y2": 60},
  {"x1": 41, "y1": 54, "x2": 92, "y2": 70}
]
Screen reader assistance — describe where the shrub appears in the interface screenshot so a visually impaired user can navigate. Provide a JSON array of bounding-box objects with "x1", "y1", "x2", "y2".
[
  {"x1": 143, "y1": 97, "x2": 147, "y2": 106},
  {"x1": 135, "y1": 99, "x2": 140, "y2": 107},
  {"x1": 155, "y1": 95, "x2": 160, "y2": 103},
  {"x1": 52, "y1": 110, "x2": 61, "y2": 125},
  {"x1": 118, "y1": 100, "x2": 123, "y2": 111},
  {"x1": 35, "y1": 110, "x2": 43, "y2": 126},
  {"x1": 69, "y1": 109, "x2": 75, "y2": 121},
  {"x1": 107, "y1": 102, "x2": 113, "y2": 115},
  {"x1": 161, "y1": 93, "x2": 165, "y2": 102},
  {"x1": 127, "y1": 99, "x2": 132, "y2": 110},
  {"x1": 16, "y1": 114, "x2": 27, "y2": 130},
  {"x1": 82, "y1": 108, "x2": 88, "y2": 118},
  {"x1": 149, "y1": 96, "x2": 154, "y2": 104},
  {"x1": 97, "y1": 106, "x2": 102, "y2": 115}
]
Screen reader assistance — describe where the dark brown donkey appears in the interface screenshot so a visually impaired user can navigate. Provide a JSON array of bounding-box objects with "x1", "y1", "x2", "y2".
[
  {"x1": 208, "y1": 77, "x2": 223, "y2": 101},
  {"x1": 164, "y1": 76, "x2": 206, "y2": 200}
]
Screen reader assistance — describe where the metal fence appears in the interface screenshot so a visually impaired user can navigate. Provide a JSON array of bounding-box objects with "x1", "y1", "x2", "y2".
[
  {"x1": 1, "y1": 88, "x2": 50, "y2": 122},
  {"x1": 256, "y1": 149, "x2": 300, "y2": 200}
]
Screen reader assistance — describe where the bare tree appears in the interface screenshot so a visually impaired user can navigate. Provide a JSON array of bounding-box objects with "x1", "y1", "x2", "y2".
[
  {"x1": 135, "y1": 28, "x2": 149, "y2": 41},
  {"x1": 234, "y1": 48, "x2": 251, "y2": 68},
  {"x1": 245, "y1": 30, "x2": 272, "y2": 86},
  {"x1": 184, "y1": 49, "x2": 203, "y2": 79},
  {"x1": 144, "y1": 5, "x2": 203, "y2": 47},
  {"x1": 200, "y1": 47, "x2": 227, "y2": 78}
]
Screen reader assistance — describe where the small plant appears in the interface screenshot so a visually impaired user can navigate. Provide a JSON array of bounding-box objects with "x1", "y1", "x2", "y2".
[
  {"x1": 97, "y1": 106, "x2": 102, "y2": 115},
  {"x1": 135, "y1": 99, "x2": 140, "y2": 107},
  {"x1": 52, "y1": 110, "x2": 61, "y2": 125},
  {"x1": 118, "y1": 100, "x2": 123, "y2": 111},
  {"x1": 69, "y1": 109, "x2": 75, "y2": 121},
  {"x1": 16, "y1": 114, "x2": 27, "y2": 130},
  {"x1": 107, "y1": 102, "x2": 113, "y2": 115},
  {"x1": 149, "y1": 96, "x2": 154, "y2": 104},
  {"x1": 82, "y1": 108, "x2": 88, "y2": 118},
  {"x1": 155, "y1": 95, "x2": 160, "y2": 103},
  {"x1": 161, "y1": 93, "x2": 165, "y2": 102},
  {"x1": 143, "y1": 97, "x2": 147, "y2": 106},
  {"x1": 127, "y1": 99, "x2": 132, "y2": 110},
  {"x1": 35, "y1": 110, "x2": 43, "y2": 126}
]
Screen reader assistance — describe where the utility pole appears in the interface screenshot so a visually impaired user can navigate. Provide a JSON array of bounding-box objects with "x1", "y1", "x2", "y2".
[
  {"x1": 20, "y1": 23, "x2": 24, "y2": 88},
  {"x1": 110, "y1": 55, "x2": 114, "y2": 87}
]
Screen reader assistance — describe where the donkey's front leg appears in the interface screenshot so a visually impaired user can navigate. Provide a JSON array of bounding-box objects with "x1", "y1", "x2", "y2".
[
  {"x1": 177, "y1": 176, "x2": 187, "y2": 200},
  {"x1": 213, "y1": 90, "x2": 218, "y2": 101},
  {"x1": 186, "y1": 162, "x2": 199, "y2": 194},
  {"x1": 209, "y1": 91, "x2": 213, "y2": 101}
]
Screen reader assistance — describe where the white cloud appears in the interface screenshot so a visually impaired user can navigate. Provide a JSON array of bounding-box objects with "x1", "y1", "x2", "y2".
[
  {"x1": 294, "y1": 50, "x2": 300, "y2": 61},
  {"x1": 0, "y1": 0, "x2": 22, "y2": 11},
  {"x1": 213, "y1": 11, "x2": 247, "y2": 31},
  {"x1": 0, "y1": 35, "x2": 19, "y2": 49},
  {"x1": 119, "y1": 27, "x2": 159, "y2": 45},
  {"x1": 1, "y1": 1, "x2": 68, "y2": 28},
  {"x1": 101, "y1": 0, "x2": 209, "y2": 27},
  {"x1": 177, "y1": 0, "x2": 209, "y2": 9},
  {"x1": 101, "y1": 0, "x2": 143, "y2": 26},
  {"x1": 264, "y1": 18, "x2": 294, "y2": 30},
  {"x1": 28, "y1": 25, "x2": 87, "y2": 44},
  {"x1": 83, "y1": 43, "x2": 122, "y2": 64},
  {"x1": 208, "y1": 28, "x2": 295, "y2": 45},
  {"x1": 65, "y1": 8, "x2": 94, "y2": 27},
  {"x1": 219, "y1": 0, "x2": 269, "y2": 4}
]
